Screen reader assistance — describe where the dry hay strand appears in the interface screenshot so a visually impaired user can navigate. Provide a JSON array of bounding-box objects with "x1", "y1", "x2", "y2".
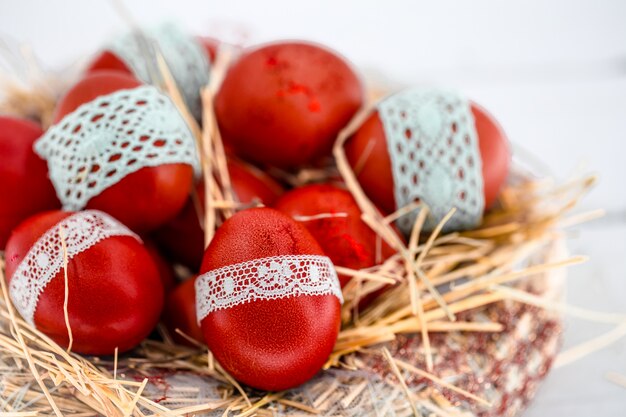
[
  {"x1": 0, "y1": 79, "x2": 58, "y2": 128},
  {"x1": 0, "y1": 38, "x2": 70, "y2": 128},
  {"x1": 1, "y1": 39, "x2": 622, "y2": 417}
]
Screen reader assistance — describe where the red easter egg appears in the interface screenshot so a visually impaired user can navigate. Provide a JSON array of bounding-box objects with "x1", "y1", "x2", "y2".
[
  {"x1": 4, "y1": 210, "x2": 164, "y2": 355},
  {"x1": 153, "y1": 160, "x2": 284, "y2": 270},
  {"x1": 163, "y1": 276, "x2": 204, "y2": 346},
  {"x1": 196, "y1": 36, "x2": 220, "y2": 63},
  {"x1": 472, "y1": 103, "x2": 511, "y2": 209},
  {"x1": 345, "y1": 101, "x2": 510, "y2": 214},
  {"x1": 0, "y1": 116, "x2": 60, "y2": 249},
  {"x1": 51, "y1": 71, "x2": 194, "y2": 232},
  {"x1": 198, "y1": 208, "x2": 341, "y2": 391},
  {"x1": 85, "y1": 51, "x2": 133, "y2": 78},
  {"x1": 215, "y1": 41, "x2": 364, "y2": 168},
  {"x1": 228, "y1": 160, "x2": 285, "y2": 204},
  {"x1": 144, "y1": 240, "x2": 177, "y2": 294},
  {"x1": 274, "y1": 184, "x2": 395, "y2": 287}
]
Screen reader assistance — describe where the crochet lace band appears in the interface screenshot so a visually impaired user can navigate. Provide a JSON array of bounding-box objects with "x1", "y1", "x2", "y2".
[
  {"x1": 378, "y1": 88, "x2": 485, "y2": 234},
  {"x1": 195, "y1": 255, "x2": 343, "y2": 322},
  {"x1": 9, "y1": 210, "x2": 140, "y2": 325},
  {"x1": 34, "y1": 85, "x2": 201, "y2": 210}
]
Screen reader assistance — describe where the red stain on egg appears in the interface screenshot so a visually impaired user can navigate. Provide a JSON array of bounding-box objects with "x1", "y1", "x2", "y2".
[
  {"x1": 274, "y1": 184, "x2": 396, "y2": 287},
  {"x1": 215, "y1": 41, "x2": 363, "y2": 168}
]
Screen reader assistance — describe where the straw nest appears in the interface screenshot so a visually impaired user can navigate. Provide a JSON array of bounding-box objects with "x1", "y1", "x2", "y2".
[{"x1": 0, "y1": 39, "x2": 619, "y2": 417}]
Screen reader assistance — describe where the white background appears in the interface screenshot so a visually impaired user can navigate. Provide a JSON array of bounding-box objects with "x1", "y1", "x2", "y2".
[{"x1": 1, "y1": 1, "x2": 625, "y2": 415}]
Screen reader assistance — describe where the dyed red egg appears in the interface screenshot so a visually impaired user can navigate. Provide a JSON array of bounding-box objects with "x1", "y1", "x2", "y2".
[
  {"x1": 345, "y1": 99, "x2": 510, "y2": 215},
  {"x1": 274, "y1": 184, "x2": 396, "y2": 287},
  {"x1": 0, "y1": 116, "x2": 60, "y2": 249},
  {"x1": 49, "y1": 71, "x2": 194, "y2": 233},
  {"x1": 4, "y1": 210, "x2": 164, "y2": 355},
  {"x1": 85, "y1": 51, "x2": 134, "y2": 80},
  {"x1": 162, "y1": 276, "x2": 204, "y2": 346},
  {"x1": 144, "y1": 240, "x2": 177, "y2": 294},
  {"x1": 215, "y1": 41, "x2": 364, "y2": 168},
  {"x1": 197, "y1": 208, "x2": 342, "y2": 390},
  {"x1": 153, "y1": 160, "x2": 284, "y2": 270},
  {"x1": 196, "y1": 36, "x2": 220, "y2": 63}
]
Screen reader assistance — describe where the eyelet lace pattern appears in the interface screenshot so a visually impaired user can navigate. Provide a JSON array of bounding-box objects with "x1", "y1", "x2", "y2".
[
  {"x1": 34, "y1": 86, "x2": 200, "y2": 210},
  {"x1": 9, "y1": 210, "x2": 140, "y2": 325},
  {"x1": 196, "y1": 255, "x2": 343, "y2": 322}
]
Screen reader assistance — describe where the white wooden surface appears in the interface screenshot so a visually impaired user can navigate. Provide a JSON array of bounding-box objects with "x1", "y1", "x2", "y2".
[{"x1": 1, "y1": 1, "x2": 625, "y2": 414}]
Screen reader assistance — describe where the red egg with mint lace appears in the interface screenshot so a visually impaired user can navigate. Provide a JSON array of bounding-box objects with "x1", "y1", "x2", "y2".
[
  {"x1": 0, "y1": 116, "x2": 60, "y2": 249},
  {"x1": 45, "y1": 71, "x2": 195, "y2": 233},
  {"x1": 215, "y1": 41, "x2": 364, "y2": 168},
  {"x1": 345, "y1": 94, "x2": 510, "y2": 223},
  {"x1": 4, "y1": 210, "x2": 164, "y2": 355},
  {"x1": 153, "y1": 160, "x2": 284, "y2": 271},
  {"x1": 196, "y1": 208, "x2": 342, "y2": 390}
]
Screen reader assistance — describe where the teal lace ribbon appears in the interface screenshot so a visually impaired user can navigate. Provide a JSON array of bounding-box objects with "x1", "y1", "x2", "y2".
[{"x1": 378, "y1": 88, "x2": 484, "y2": 234}]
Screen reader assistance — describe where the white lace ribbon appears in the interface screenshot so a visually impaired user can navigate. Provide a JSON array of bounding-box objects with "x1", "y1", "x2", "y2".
[
  {"x1": 34, "y1": 85, "x2": 201, "y2": 210},
  {"x1": 378, "y1": 88, "x2": 484, "y2": 234},
  {"x1": 9, "y1": 210, "x2": 140, "y2": 326},
  {"x1": 195, "y1": 255, "x2": 343, "y2": 323},
  {"x1": 109, "y1": 23, "x2": 210, "y2": 120}
]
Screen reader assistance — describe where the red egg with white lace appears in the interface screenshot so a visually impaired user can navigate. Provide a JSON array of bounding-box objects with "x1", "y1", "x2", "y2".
[
  {"x1": 196, "y1": 208, "x2": 342, "y2": 390},
  {"x1": 4, "y1": 210, "x2": 163, "y2": 355}
]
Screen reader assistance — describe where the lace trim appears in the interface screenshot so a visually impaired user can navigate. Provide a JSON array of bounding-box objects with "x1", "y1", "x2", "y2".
[
  {"x1": 196, "y1": 255, "x2": 343, "y2": 322},
  {"x1": 34, "y1": 85, "x2": 201, "y2": 210},
  {"x1": 8, "y1": 210, "x2": 140, "y2": 325},
  {"x1": 378, "y1": 88, "x2": 484, "y2": 234}
]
